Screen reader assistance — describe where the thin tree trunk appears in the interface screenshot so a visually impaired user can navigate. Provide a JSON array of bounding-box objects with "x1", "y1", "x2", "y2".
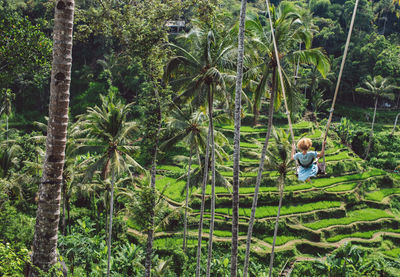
[
  {"x1": 30, "y1": 1, "x2": 74, "y2": 274},
  {"x1": 391, "y1": 113, "x2": 400, "y2": 135},
  {"x1": 6, "y1": 115, "x2": 8, "y2": 140},
  {"x1": 67, "y1": 198, "x2": 71, "y2": 234},
  {"x1": 268, "y1": 177, "x2": 285, "y2": 277},
  {"x1": 206, "y1": 89, "x2": 216, "y2": 277},
  {"x1": 231, "y1": 1, "x2": 247, "y2": 275},
  {"x1": 195, "y1": 122, "x2": 211, "y2": 277},
  {"x1": 106, "y1": 169, "x2": 115, "y2": 277},
  {"x1": 183, "y1": 147, "x2": 193, "y2": 252},
  {"x1": 365, "y1": 97, "x2": 378, "y2": 159},
  {"x1": 396, "y1": 93, "x2": 400, "y2": 108},
  {"x1": 145, "y1": 89, "x2": 162, "y2": 277},
  {"x1": 243, "y1": 85, "x2": 276, "y2": 277},
  {"x1": 62, "y1": 181, "x2": 66, "y2": 235}
]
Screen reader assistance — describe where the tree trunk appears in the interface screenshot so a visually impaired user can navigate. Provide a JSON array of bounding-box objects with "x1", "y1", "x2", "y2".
[
  {"x1": 62, "y1": 181, "x2": 66, "y2": 235},
  {"x1": 30, "y1": 1, "x2": 74, "y2": 274},
  {"x1": 243, "y1": 85, "x2": 275, "y2": 277},
  {"x1": 145, "y1": 89, "x2": 162, "y2": 277},
  {"x1": 182, "y1": 147, "x2": 193, "y2": 252},
  {"x1": 365, "y1": 97, "x2": 378, "y2": 159},
  {"x1": 253, "y1": 103, "x2": 260, "y2": 126},
  {"x1": 195, "y1": 121, "x2": 211, "y2": 277},
  {"x1": 106, "y1": 169, "x2": 115, "y2": 277},
  {"x1": 206, "y1": 88, "x2": 216, "y2": 277},
  {"x1": 268, "y1": 176, "x2": 285, "y2": 277},
  {"x1": 6, "y1": 115, "x2": 8, "y2": 140},
  {"x1": 231, "y1": 1, "x2": 247, "y2": 276},
  {"x1": 391, "y1": 113, "x2": 400, "y2": 135}
]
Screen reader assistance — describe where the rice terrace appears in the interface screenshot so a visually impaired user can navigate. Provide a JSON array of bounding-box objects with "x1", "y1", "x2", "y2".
[{"x1": 1, "y1": 0, "x2": 400, "y2": 276}]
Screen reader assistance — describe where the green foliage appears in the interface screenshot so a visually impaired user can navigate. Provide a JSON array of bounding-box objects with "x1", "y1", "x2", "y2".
[
  {"x1": 0, "y1": 1, "x2": 52, "y2": 88},
  {"x1": 0, "y1": 193, "x2": 34, "y2": 249},
  {"x1": 0, "y1": 242, "x2": 30, "y2": 276},
  {"x1": 333, "y1": 117, "x2": 358, "y2": 145}
]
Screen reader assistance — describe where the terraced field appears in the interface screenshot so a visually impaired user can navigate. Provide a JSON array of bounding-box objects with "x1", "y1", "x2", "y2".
[{"x1": 127, "y1": 120, "x2": 400, "y2": 263}]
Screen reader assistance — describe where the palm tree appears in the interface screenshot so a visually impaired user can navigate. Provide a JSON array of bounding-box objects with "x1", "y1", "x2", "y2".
[
  {"x1": 392, "y1": 112, "x2": 400, "y2": 135},
  {"x1": 246, "y1": 3, "x2": 330, "y2": 126},
  {"x1": 74, "y1": 91, "x2": 143, "y2": 277},
  {"x1": 161, "y1": 105, "x2": 209, "y2": 253},
  {"x1": 0, "y1": 88, "x2": 15, "y2": 140},
  {"x1": 355, "y1": 75, "x2": 398, "y2": 159},
  {"x1": 265, "y1": 129, "x2": 294, "y2": 277},
  {"x1": 30, "y1": 1, "x2": 75, "y2": 275},
  {"x1": 164, "y1": 25, "x2": 234, "y2": 277},
  {"x1": 243, "y1": 3, "x2": 330, "y2": 276},
  {"x1": 231, "y1": 0, "x2": 248, "y2": 276}
]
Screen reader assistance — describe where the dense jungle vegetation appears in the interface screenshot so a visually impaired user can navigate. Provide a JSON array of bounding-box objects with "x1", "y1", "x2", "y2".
[{"x1": 1, "y1": 0, "x2": 400, "y2": 276}]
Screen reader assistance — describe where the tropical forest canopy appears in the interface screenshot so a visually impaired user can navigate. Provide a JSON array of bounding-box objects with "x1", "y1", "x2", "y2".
[{"x1": 1, "y1": 0, "x2": 400, "y2": 276}]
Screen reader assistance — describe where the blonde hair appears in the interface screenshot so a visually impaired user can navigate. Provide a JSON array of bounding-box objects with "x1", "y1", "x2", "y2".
[{"x1": 297, "y1": 138, "x2": 312, "y2": 151}]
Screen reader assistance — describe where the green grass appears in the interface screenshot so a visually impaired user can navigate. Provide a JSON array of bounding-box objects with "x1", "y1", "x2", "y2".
[
  {"x1": 384, "y1": 248, "x2": 400, "y2": 258},
  {"x1": 326, "y1": 228, "x2": 400, "y2": 242},
  {"x1": 196, "y1": 229, "x2": 246, "y2": 237},
  {"x1": 313, "y1": 169, "x2": 385, "y2": 188},
  {"x1": 201, "y1": 201, "x2": 341, "y2": 218},
  {"x1": 155, "y1": 176, "x2": 186, "y2": 202},
  {"x1": 153, "y1": 237, "x2": 206, "y2": 249},
  {"x1": 304, "y1": 209, "x2": 394, "y2": 230},
  {"x1": 240, "y1": 142, "x2": 260, "y2": 149},
  {"x1": 325, "y1": 183, "x2": 357, "y2": 192},
  {"x1": 219, "y1": 125, "x2": 268, "y2": 133},
  {"x1": 324, "y1": 152, "x2": 354, "y2": 162},
  {"x1": 365, "y1": 188, "x2": 400, "y2": 202},
  {"x1": 263, "y1": 236, "x2": 296, "y2": 246},
  {"x1": 204, "y1": 182, "x2": 314, "y2": 195}
]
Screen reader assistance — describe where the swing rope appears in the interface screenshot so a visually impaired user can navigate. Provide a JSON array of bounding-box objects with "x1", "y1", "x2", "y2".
[{"x1": 322, "y1": 0, "x2": 360, "y2": 167}]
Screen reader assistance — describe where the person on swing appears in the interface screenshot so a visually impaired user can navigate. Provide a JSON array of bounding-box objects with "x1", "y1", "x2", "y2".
[{"x1": 291, "y1": 138, "x2": 326, "y2": 182}]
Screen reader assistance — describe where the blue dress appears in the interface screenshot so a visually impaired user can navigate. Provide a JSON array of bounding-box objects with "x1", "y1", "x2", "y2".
[{"x1": 294, "y1": 151, "x2": 318, "y2": 181}]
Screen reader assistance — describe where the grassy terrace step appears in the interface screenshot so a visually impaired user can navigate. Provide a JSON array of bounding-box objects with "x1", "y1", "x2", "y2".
[
  {"x1": 313, "y1": 169, "x2": 385, "y2": 188},
  {"x1": 263, "y1": 236, "x2": 296, "y2": 246},
  {"x1": 217, "y1": 121, "x2": 313, "y2": 133},
  {"x1": 304, "y1": 209, "x2": 394, "y2": 230},
  {"x1": 325, "y1": 183, "x2": 358, "y2": 192},
  {"x1": 188, "y1": 229, "x2": 246, "y2": 237},
  {"x1": 203, "y1": 182, "x2": 314, "y2": 195},
  {"x1": 198, "y1": 201, "x2": 341, "y2": 218},
  {"x1": 384, "y1": 248, "x2": 400, "y2": 258},
  {"x1": 155, "y1": 176, "x2": 186, "y2": 202},
  {"x1": 326, "y1": 228, "x2": 400, "y2": 242},
  {"x1": 203, "y1": 170, "x2": 384, "y2": 195},
  {"x1": 365, "y1": 188, "x2": 400, "y2": 202},
  {"x1": 153, "y1": 237, "x2": 206, "y2": 249}
]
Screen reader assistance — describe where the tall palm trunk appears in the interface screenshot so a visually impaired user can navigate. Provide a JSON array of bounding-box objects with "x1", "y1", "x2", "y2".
[
  {"x1": 30, "y1": 1, "x2": 74, "y2": 274},
  {"x1": 145, "y1": 90, "x2": 162, "y2": 277},
  {"x1": 195, "y1": 118, "x2": 212, "y2": 277},
  {"x1": 231, "y1": 1, "x2": 247, "y2": 275},
  {"x1": 206, "y1": 89, "x2": 216, "y2": 277},
  {"x1": 365, "y1": 97, "x2": 378, "y2": 159},
  {"x1": 392, "y1": 113, "x2": 400, "y2": 135},
  {"x1": 243, "y1": 85, "x2": 276, "y2": 277},
  {"x1": 183, "y1": 147, "x2": 193, "y2": 252},
  {"x1": 268, "y1": 176, "x2": 285, "y2": 277},
  {"x1": 106, "y1": 169, "x2": 115, "y2": 277}
]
